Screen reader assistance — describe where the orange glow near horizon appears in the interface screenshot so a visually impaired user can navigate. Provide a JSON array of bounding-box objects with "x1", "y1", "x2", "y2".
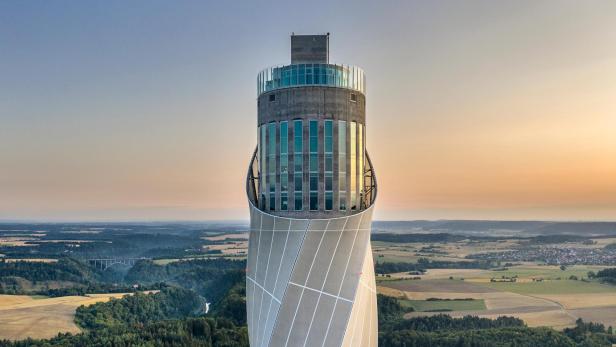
[{"x1": 1, "y1": 1, "x2": 615, "y2": 221}]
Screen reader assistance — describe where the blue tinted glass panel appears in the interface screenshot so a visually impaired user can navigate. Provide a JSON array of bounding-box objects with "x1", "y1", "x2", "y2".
[
  {"x1": 310, "y1": 173, "x2": 318, "y2": 191},
  {"x1": 325, "y1": 192, "x2": 333, "y2": 211},
  {"x1": 293, "y1": 120, "x2": 303, "y2": 204},
  {"x1": 294, "y1": 192, "x2": 302, "y2": 211},
  {"x1": 325, "y1": 155, "x2": 333, "y2": 172},
  {"x1": 338, "y1": 121, "x2": 347, "y2": 211},
  {"x1": 310, "y1": 192, "x2": 318, "y2": 211},
  {"x1": 294, "y1": 173, "x2": 303, "y2": 190},
  {"x1": 280, "y1": 121, "x2": 288, "y2": 154},
  {"x1": 310, "y1": 154, "x2": 318, "y2": 172},
  {"x1": 280, "y1": 121, "x2": 288, "y2": 192}
]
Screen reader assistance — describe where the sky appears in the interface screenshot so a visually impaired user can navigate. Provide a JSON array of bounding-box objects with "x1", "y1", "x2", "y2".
[{"x1": 1, "y1": 1, "x2": 615, "y2": 222}]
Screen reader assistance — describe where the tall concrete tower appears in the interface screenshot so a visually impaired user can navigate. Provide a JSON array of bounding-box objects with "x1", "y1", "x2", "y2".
[{"x1": 246, "y1": 34, "x2": 377, "y2": 347}]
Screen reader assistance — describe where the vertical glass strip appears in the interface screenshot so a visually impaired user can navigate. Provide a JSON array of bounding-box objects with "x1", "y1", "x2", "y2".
[
  {"x1": 350, "y1": 121, "x2": 357, "y2": 210},
  {"x1": 324, "y1": 120, "x2": 333, "y2": 211},
  {"x1": 260, "y1": 125, "x2": 267, "y2": 210},
  {"x1": 280, "y1": 121, "x2": 288, "y2": 211},
  {"x1": 309, "y1": 120, "x2": 318, "y2": 211},
  {"x1": 338, "y1": 121, "x2": 346, "y2": 211},
  {"x1": 268, "y1": 122, "x2": 276, "y2": 211},
  {"x1": 294, "y1": 120, "x2": 303, "y2": 211}
]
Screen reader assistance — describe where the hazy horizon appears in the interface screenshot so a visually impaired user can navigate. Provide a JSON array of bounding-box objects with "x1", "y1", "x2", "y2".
[{"x1": 2, "y1": 1, "x2": 615, "y2": 222}]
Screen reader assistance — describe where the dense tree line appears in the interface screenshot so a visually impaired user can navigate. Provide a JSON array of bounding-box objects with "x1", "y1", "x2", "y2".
[
  {"x1": 372, "y1": 232, "x2": 594, "y2": 246},
  {"x1": 0, "y1": 257, "x2": 101, "y2": 294},
  {"x1": 0, "y1": 317, "x2": 247, "y2": 347},
  {"x1": 125, "y1": 258, "x2": 245, "y2": 303},
  {"x1": 372, "y1": 233, "x2": 471, "y2": 243},
  {"x1": 0, "y1": 257, "x2": 95, "y2": 283},
  {"x1": 594, "y1": 268, "x2": 616, "y2": 284},
  {"x1": 75, "y1": 287, "x2": 205, "y2": 329},
  {"x1": 377, "y1": 295, "x2": 616, "y2": 347},
  {"x1": 212, "y1": 282, "x2": 247, "y2": 325},
  {"x1": 525, "y1": 234, "x2": 591, "y2": 245},
  {"x1": 377, "y1": 294, "x2": 414, "y2": 328},
  {"x1": 0, "y1": 226, "x2": 212, "y2": 259},
  {"x1": 42, "y1": 282, "x2": 165, "y2": 297},
  {"x1": 375, "y1": 257, "x2": 496, "y2": 274}
]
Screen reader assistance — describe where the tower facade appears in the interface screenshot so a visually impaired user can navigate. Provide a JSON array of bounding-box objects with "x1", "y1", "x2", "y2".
[{"x1": 246, "y1": 34, "x2": 377, "y2": 347}]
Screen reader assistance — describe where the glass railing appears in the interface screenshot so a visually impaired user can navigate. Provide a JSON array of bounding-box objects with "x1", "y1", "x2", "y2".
[{"x1": 257, "y1": 64, "x2": 365, "y2": 95}]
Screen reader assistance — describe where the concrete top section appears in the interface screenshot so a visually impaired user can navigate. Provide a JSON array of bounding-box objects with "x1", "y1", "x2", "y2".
[{"x1": 291, "y1": 34, "x2": 329, "y2": 64}]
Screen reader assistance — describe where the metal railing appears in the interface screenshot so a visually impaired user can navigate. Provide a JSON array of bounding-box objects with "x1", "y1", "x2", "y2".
[{"x1": 257, "y1": 63, "x2": 365, "y2": 96}]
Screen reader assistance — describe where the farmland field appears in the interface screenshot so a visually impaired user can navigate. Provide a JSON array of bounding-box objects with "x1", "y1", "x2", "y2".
[
  {"x1": 376, "y1": 235, "x2": 616, "y2": 330},
  {"x1": 476, "y1": 279, "x2": 616, "y2": 295},
  {"x1": 0, "y1": 293, "x2": 129, "y2": 340}
]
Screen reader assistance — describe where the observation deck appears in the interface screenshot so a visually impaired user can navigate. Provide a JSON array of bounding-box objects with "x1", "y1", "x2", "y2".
[{"x1": 257, "y1": 63, "x2": 366, "y2": 96}]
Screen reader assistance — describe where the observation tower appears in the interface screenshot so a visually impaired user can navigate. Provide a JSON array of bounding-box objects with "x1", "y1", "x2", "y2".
[{"x1": 246, "y1": 34, "x2": 377, "y2": 347}]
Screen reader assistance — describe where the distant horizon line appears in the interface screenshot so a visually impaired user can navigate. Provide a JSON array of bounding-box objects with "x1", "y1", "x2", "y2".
[{"x1": 1, "y1": 218, "x2": 616, "y2": 224}]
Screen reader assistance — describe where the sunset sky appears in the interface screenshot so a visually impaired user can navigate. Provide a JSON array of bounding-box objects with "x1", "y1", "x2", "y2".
[{"x1": 1, "y1": 1, "x2": 615, "y2": 221}]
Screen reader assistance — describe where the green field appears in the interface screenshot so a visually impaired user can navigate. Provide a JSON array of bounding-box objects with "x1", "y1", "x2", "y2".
[
  {"x1": 399, "y1": 298, "x2": 486, "y2": 312},
  {"x1": 476, "y1": 279, "x2": 616, "y2": 295},
  {"x1": 482, "y1": 265, "x2": 608, "y2": 281}
]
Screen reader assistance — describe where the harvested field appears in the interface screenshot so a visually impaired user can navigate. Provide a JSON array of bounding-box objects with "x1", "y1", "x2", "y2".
[
  {"x1": 533, "y1": 293, "x2": 616, "y2": 309},
  {"x1": 0, "y1": 237, "x2": 37, "y2": 247},
  {"x1": 3, "y1": 258, "x2": 58, "y2": 263},
  {"x1": 383, "y1": 279, "x2": 499, "y2": 293},
  {"x1": 592, "y1": 238, "x2": 616, "y2": 247},
  {"x1": 377, "y1": 286, "x2": 405, "y2": 298},
  {"x1": 205, "y1": 242, "x2": 248, "y2": 255},
  {"x1": 204, "y1": 233, "x2": 248, "y2": 241},
  {"x1": 0, "y1": 293, "x2": 131, "y2": 340},
  {"x1": 476, "y1": 279, "x2": 616, "y2": 294}
]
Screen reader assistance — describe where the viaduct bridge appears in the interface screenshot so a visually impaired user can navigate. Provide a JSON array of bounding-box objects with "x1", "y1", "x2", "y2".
[{"x1": 87, "y1": 257, "x2": 151, "y2": 271}]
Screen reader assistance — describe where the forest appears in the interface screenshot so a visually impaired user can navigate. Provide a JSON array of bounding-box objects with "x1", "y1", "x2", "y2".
[{"x1": 375, "y1": 258, "x2": 496, "y2": 274}]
